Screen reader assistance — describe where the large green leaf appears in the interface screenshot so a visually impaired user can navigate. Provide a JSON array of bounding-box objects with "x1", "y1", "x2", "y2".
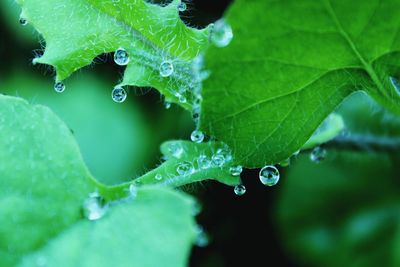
[
  {"x1": 0, "y1": 95, "x2": 198, "y2": 266},
  {"x1": 17, "y1": 187, "x2": 197, "y2": 267},
  {"x1": 0, "y1": 95, "x2": 97, "y2": 266},
  {"x1": 202, "y1": 0, "x2": 400, "y2": 167},
  {"x1": 16, "y1": 0, "x2": 211, "y2": 109},
  {"x1": 275, "y1": 93, "x2": 400, "y2": 267}
]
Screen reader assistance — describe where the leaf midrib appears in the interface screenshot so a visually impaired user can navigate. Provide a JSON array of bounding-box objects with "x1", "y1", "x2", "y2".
[{"x1": 323, "y1": 0, "x2": 387, "y2": 98}]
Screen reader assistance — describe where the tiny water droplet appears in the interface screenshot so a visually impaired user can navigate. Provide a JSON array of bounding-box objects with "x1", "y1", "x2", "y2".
[
  {"x1": 19, "y1": 17, "x2": 28, "y2": 26},
  {"x1": 159, "y1": 60, "x2": 174, "y2": 77},
  {"x1": 177, "y1": 2, "x2": 187, "y2": 12},
  {"x1": 54, "y1": 81, "x2": 65, "y2": 93},
  {"x1": 176, "y1": 161, "x2": 194, "y2": 176},
  {"x1": 191, "y1": 130, "x2": 204, "y2": 143},
  {"x1": 168, "y1": 143, "x2": 184, "y2": 158},
  {"x1": 129, "y1": 184, "x2": 138, "y2": 197},
  {"x1": 229, "y1": 165, "x2": 243, "y2": 176},
  {"x1": 389, "y1": 76, "x2": 400, "y2": 96},
  {"x1": 259, "y1": 165, "x2": 279, "y2": 186},
  {"x1": 234, "y1": 184, "x2": 246, "y2": 196},
  {"x1": 210, "y1": 19, "x2": 233, "y2": 47},
  {"x1": 155, "y1": 174, "x2": 163, "y2": 181},
  {"x1": 197, "y1": 154, "x2": 211, "y2": 169},
  {"x1": 164, "y1": 101, "x2": 171, "y2": 109},
  {"x1": 279, "y1": 158, "x2": 290, "y2": 167},
  {"x1": 175, "y1": 92, "x2": 187, "y2": 103},
  {"x1": 112, "y1": 86, "x2": 127, "y2": 103},
  {"x1": 310, "y1": 146, "x2": 327, "y2": 163},
  {"x1": 211, "y1": 154, "x2": 225, "y2": 167},
  {"x1": 114, "y1": 48, "x2": 130, "y2": 66},
  {"x1": 195, "y1": 226, "x2": 209, "y2": 247},
  {"x1": 216, "y1": 147, "x2": 233, "y2": 162},
  {"x1": 83, "y1": 192, "x2": 107, "y2": 220}
]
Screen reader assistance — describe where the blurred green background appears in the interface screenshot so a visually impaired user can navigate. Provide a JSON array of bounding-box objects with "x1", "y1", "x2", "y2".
[{"x1": 1, "y1": 1, "x2": 399, "y2": 267}]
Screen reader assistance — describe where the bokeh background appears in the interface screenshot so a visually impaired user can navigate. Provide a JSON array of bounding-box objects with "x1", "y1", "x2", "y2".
[{"x1": 1, "y1": 1, "x2": 399, "y2": 266}]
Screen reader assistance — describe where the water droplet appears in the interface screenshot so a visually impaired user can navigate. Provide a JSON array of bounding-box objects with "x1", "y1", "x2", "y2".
[
  {"x1": 259, "y1": 165, "x2": 280, "y2": 186},
  {"x1": 53, "y1": 81, "x2": 65, "y2": 93},
  {"x1": 175, "y1": 92, "x2": 187, "y2": 103},
  {"x1": 112, "y1": 86, "x2": 127, "y2": 103},
  {"x1": 190, "y1": 130, "x2": 204, "y2": 143},
  {"x1": 168, "y1": 143, "x2": 184, "y2": 158},
  {"x1": 19, "y1": 17, "x2": 28, "y2": 26},
  {"x1": 211, "y1": 154, "x2": 225, "y2": 167},
  {"x1": 229, "y1": 165, "x2": 243, "y2": 176},
  {"x1": 155, "y1": 174, "x2": 163, "y2": 181},
  {"x1": 279, "y1": 158, "x2": 290, "y2": 167},
  {"x1": 114, "y1": 48, "x2": 130, "y2": 66},
  {"x1": 129, "y1": 184, "x2": 138, "y2": 198},
  {"x1": 216, "y1": 147, "x2": 233, "y2": 162},
  {"x1": 159, "y1": 60, "x2": 174, "y2": 77},
  {"x1": 389, "y1": 76, "x2": 400, "y2": 96},
  {"x1": 176, "y1": 161, "x2": 194, "y2": 176},
  {"x1": 195, "y1": 226, "x2": 209, "y2": 247},
  {"x1": 210, "y1": 19, "x2": 233, "y2": 47},
  {"x1": 164, "y1": 101, "x2": 171, "y2": 109},
  {"x1": 197, "y1": 154, "x2": 211, "y2": 169},
  {"x1": 310, "y1": 146, "x2": 327, "y2": 163},
  {"x1": 177, "y1": 2, "x2": 187, "y2": 12},
  {"x1": 234, "y1": 184, "x2": 246, "y2": 196},
  {"x1": 83, "y1": 192, "x2": 107, "y2": 220}
]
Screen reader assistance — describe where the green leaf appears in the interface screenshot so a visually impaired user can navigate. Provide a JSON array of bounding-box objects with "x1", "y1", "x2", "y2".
[
  {"x1": 0, "y1": 95, "x2": 97, "y2": 266},
  {"x1": 17, "y1": 187, "x2": 197, "y2": 267},
  {"x1": 202, "y1": 0, "x2": 400, "y2": 167},
  {"x1": 17, "y1": 0, "x2": 211, "y2": 109},
  {"x1": 275, "y1": 94, "x2": 400, "y2": 267}
]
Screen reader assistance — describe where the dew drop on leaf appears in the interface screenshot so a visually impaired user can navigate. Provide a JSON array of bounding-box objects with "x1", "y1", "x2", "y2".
[
  {"x1": 19, "y1": 17, "x2": 28, "y2": 26},
  {"x1": 176, "y1": 161, "x2": 194, "y2": 176},
  {"x1": 129, "y1": 184, "x2": 138, "y2": 198},
  {"x1": 190, "y1": 130, "x2": 204, "y2": 143},
  {"x1": 177, "y1": 2, "x2": 187, "y2": 12},
  {"x1": 211, "y1": 154, "x2": 225, "y2": 167},
  {"x1": 259, "y1": 165, "x2": 280, "y2": 186},
  {"x1": 54, "y1": 81, "x2": 65, "y2": 93},
  {"x1": 234, "y1": 184, "x2": 246, "y2": 196},
  {"x1": 229, "y1": 165, "x2": 243, "y2": 176},
  {"x1": 168, "y1": 143, "x2": 184, "y2": 158},
  {"x1": 114, "y1": 48, "x2": 130, "y2": 66},
  {"x1": 195, "y1": 226, "x2": 209, "y2": 247},
  {"x1": 159, "y1": 60, "x2": 174, "y2": 77},
  {"x1": 197, "y1": 154, "x2": 211, "y2": 169},
  {"x1": 112, "y1": 86, "x2": 127, "y2": 103},
  {"x1": 310, "y1": 146, "x2": 327, "y2": 163},
  {"x1": 83, "y1": 192, "x2": 107, "y2": 221},
  {"x1": 155, "y1": 174, "x2": 163, "y2": 181},
  {"x1": 175, "y1": 92, "x2": 187, "y2": 103},
  {"x1": 210, "y1": 19, "x2": 233, "y2": 47}
]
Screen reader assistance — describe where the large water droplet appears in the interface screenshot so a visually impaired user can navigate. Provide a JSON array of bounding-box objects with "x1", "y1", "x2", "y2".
[
  {"x1": 259, "y1": 165, "x2": 279, "y2": 186},
  {"x1": 54, "y1": 81, "x2": 65, "y2": 93},
  {"x1": 389, "y1": 76, "x2": 400, "y2": 96},
  {"x1": 177, "y1": 2, "x2": 187, "y2": 12},
  {"x1": 234, "y1": 184, "x2": 246, "y2": 196},
  {"x1": 112, "y1": 86, "x2": 127, "y2": 103},
  {"x1": 176, "y1": 161, "x2": 194, "y2": 176},
  {"x1": 168, "y1": 143, "x2": 184, "y2": 158},
  {"x1": 210, "y1": 19, "x2": 233, "y2": 47},
  {"x1": 114, "y1": 48, "x2": 130, "y2": 66},
  {"x1": 159, "y1": 60, "x2": 174, "y2": 77},
  {"x1": 19, "y1": 17, "x2": 28, "y2": 26},
  {"x1": 229, "y1": 165, "x2": 243, "y2": 176},
  {"x1": 310, "y1": 146, "x2": 327, "y2": 163},
  {"x1": 191, "y1": 130, "x2": 204, "y2": 143},
  {"x1": 195, "y1": 226, "x2": 209, "y2": 247},
  {"x1": 197, "y1": 154, "x2": 211, "y2": 169},
  {"x1": 83, "y1": 192, "x2": 107, "y2": 220}
]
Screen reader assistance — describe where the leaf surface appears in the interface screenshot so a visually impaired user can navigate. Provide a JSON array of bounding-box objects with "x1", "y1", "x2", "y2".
[{"x1": 202, "y1": 0, "x2": 400, "y2": 167}]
